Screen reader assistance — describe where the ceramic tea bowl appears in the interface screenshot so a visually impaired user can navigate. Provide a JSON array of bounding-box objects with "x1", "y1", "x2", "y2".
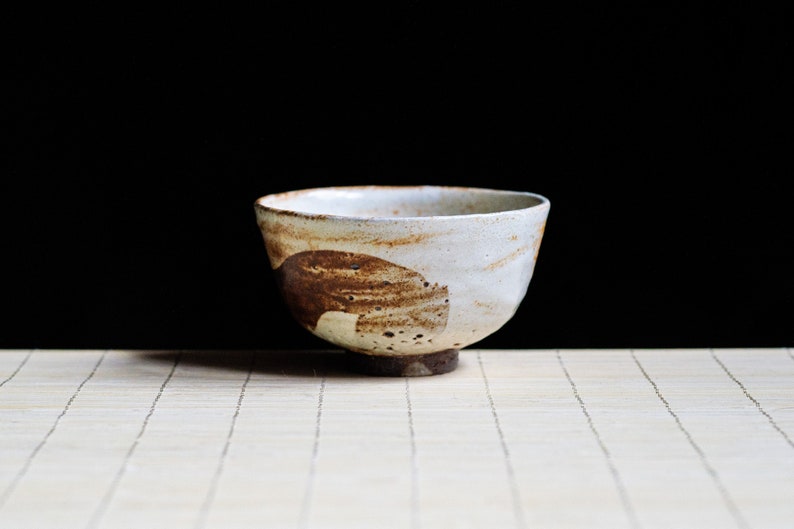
[{"x1": 254, "y1": 185, "x2": 550, "y2": 376}]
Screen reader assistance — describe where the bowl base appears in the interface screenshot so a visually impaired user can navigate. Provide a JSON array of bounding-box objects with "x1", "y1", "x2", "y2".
[{"x1": 345, "y1": 349, "x2": 459, "y2": 377}]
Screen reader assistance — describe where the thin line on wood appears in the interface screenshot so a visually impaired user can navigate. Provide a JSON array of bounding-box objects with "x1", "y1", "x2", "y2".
[
  {"x1": 0, "y1": 349, "x2": 33, "y2": 389},
  {"x1": 86, "y1": 351, "x2": 182, "y2": 529},
  {"x1": 710, "y1": 348, "x2": 794, "y2": 450},
  {"x1": 478, "y1": 351, "x2": 527, "y2": 529},
  {"x1": 557, "y1": 350, "x2": 641, "y2": 529},
  {"x1": 0, "y1": 350, "x2": 106, "y2": 509},
  {"x1": 195, "y1": 351, "x2": 257, "y2": 529},
  {"x1": 405, "y1": 377, "x2": 421, "y2": 529},
  {"x1": 630, "y1": 349, "x2": 749, "y2": 529},
  {"x1": 299, "y1": 373, "x2": 326, "y2": 529}
]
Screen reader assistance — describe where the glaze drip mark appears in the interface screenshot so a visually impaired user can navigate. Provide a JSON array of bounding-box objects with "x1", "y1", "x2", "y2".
[{"x1": 275, "y1": 250, "x2": 450, "y2": 339}]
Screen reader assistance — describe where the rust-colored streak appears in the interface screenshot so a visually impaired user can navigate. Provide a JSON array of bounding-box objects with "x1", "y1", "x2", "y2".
[
  {"x1": 485, "y1": 245, "x2": 530, "y2": 271},
  {"x1": 533, "y1": 221, "x2": 547, "y2": 261},
  {"x1": 260, "y1": 219, "x2": 316, "y2": 267},
  {"x1": 275, "y1": 250, "x2": 450, "y2": 339},
  {"x1": 369, "y1": 231, "x2": 437, "y2": 247},
  {"x1": 260, "y1": 220, "x2": 441, "y2": 268}
]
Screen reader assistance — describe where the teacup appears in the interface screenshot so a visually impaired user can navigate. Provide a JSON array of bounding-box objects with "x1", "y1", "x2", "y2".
[{"x1": 254, "y1": 185, "x2": 550, "y2": 376}]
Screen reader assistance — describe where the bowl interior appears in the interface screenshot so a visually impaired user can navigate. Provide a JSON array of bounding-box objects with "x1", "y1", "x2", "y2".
[{"x1": 256, "y1": 186, "x2": 547, "y2": 218}]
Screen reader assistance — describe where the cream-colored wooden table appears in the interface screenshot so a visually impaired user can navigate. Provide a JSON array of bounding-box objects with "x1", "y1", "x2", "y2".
[{"x1": 0, "y1": 348, "x2": 792, "y2": 529}]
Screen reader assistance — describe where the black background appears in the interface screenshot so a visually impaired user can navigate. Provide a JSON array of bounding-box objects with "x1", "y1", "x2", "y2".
[{"x1": 4, "y1": 4, "x2": 792, "y2": 350}]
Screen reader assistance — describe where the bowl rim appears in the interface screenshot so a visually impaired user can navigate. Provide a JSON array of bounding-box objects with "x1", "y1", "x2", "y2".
[{"x1": 253, "y1": 184, "x2": 550, "y2": 221}]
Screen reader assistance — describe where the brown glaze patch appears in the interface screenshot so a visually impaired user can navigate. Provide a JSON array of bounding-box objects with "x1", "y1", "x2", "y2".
[{"x1": 275, "y1": 250, "x2": 450, "y2": 339}]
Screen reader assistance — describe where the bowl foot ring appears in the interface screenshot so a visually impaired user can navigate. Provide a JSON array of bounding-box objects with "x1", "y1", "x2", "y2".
[{"x1": 345, "y1": 349, "x2": 459, "y2": 377}]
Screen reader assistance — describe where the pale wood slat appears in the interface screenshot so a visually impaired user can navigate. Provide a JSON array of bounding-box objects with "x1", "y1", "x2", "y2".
[{"x1": 0, "y1": 349, "x2": 791, "y2": 529}]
